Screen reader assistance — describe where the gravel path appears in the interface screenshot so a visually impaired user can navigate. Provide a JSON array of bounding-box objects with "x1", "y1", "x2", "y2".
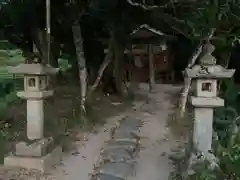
[
  {"x1": 126, "y1": 84, "x2": 182, "y2": 180},
  {"x1": 89, "y1": 84, "x2": 183, "y2": 180},
  {"x1": 47, "y1": 84, "x2": 182, "y2": 180},
  {"x1": 0, "y1": 84, "x2": 183, "y2": 180},
  {"x1": 40, "y1": 94, "x2": 146, "y2": 180}
]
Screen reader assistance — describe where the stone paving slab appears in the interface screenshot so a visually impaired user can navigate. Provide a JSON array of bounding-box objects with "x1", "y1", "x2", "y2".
[
  {"x1": 92, "y1": 117, "x2": 140, "y2": 180},
  {"x1": 99, "y1": 148, "x2": 133, "y2": 163},
  {"x1": 115, "y1": 123, "x2": 140, "y2": 134},
  {"x1": 119, "y1": 118, "x2": 142, "y2": 129},
  {"x1": 97, "y1": 162, "x2": 135, "y2": 179},
  {"x1": 112, "y1": 130, "x2": 139, "y2": 143},
  {"x1": 91, "y1": 174, "x2": 124, "y2": 180},
  {"x1": 114, "y1": 126, "x2": 140, "y2": 136},
  {"x1": 104, "y1": 140, "x2": 138, "y2": 153}
]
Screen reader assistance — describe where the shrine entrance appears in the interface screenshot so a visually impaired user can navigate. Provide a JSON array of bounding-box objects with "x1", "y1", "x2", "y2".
[{"x1": 126, "y1": 24, "x2": 175, "y2": 89}]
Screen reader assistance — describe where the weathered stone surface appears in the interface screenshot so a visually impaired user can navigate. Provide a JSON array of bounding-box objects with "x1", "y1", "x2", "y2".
[
  {"x1": 120, "y1": 118, "x2": 142, "y2": 129},
  {"x1": 104, "y1": 140, "x2": 138, "y2": 153},
  {"x1": 15, "y1": 137, "x2": 54, "y2": 157},
  {"x1": 111, "y1": 137, "x2": 138, "y2": 144},
  {"x1": 112, "y1": 127, "x2": 139, "y2": 143},
  {"x1": 117, "y1": 124, "x2": 139, "y2": 134},
  {"x1": 26, "y1": 99, "x2": 44, "y2": 140},
  {"x1": 100, "y1": 148, "x2": 133, "y2": 163},
  {"x1": 91, "y1": 174, "x2": 124, "y2": 180},
  {"x1": 116, "y1": 125, "x2": 140, "y2": 135},
  {"x1": 193, "y1": 108, "x2": 213, "y2": 154},
  {"x1": 4, "y1": 146, "x2": 62, "y2": 173},
  {"x1": 98, "y1": 162, "x2": 134, "y2": 179}
]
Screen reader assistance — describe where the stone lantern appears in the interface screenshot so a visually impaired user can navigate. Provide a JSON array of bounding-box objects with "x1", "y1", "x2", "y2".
[
  {"x1": 185, "y1": 43, "x2": 235, "y2": 156},
  {"x1": 4, "y1": 63, "x2": 62, "y2": 173},
  {"x1": 8, "y1": 63, "x2": 57, "y2": 140}
]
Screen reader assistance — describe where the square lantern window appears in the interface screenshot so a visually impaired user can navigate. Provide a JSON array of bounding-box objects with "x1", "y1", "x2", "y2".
[
  {"x1": 196, "y1": 79, "x2": 217, "y2": 97},
  {"x1": 24, "y1": 75, "x2": 48, "y2": 91},
  {"x1": 24, "y1": 76, "x2": 38, "y2": 91},
  {"x1": 38, "y1": 75, "x2": 47, "y2": 90}
]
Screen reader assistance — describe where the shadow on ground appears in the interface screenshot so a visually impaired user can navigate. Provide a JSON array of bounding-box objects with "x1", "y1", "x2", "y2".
[{"x1": 1, "y1": 84, "x2": 133, "y2": 161}]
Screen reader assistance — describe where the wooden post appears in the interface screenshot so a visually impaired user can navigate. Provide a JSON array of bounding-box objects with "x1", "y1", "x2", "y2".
[
  {"x1": 129, "y1": 45, "x2": 139, "y2": 92},
  {"x1": 148, "y1": 44, "x2": 155, "y2": 91},
  {"x1": 46, "y1": 0, "x2": 51, "y2": 65}
]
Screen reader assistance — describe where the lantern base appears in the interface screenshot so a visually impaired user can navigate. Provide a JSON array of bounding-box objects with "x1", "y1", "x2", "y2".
[
  {"x1": 15, "y1": 137, "x2": 54, "y2": 157},
  {"x1": 186, "y1": 151, "x2": 219, "y2": 176},
  {"x1": 4, "y1": 145, "x2": 62, "y2": 173}
]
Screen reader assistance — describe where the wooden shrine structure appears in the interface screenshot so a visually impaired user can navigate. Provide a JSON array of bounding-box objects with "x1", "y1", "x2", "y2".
[{"x1": 126, "y1": 24, "x2": 175, "y2": 88}]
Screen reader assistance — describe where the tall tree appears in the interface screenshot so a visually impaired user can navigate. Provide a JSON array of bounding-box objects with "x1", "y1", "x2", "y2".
[{"x1": 68, "y1": 0, "x2": 89, "y2": 123}]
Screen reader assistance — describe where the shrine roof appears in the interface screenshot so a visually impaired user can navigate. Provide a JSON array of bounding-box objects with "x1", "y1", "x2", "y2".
[{"x1": 130, "y1": 24, "x2": 166, "y2": 39}]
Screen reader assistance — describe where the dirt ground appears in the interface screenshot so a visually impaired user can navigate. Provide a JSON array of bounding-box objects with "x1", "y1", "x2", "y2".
[
  {"x1": 42, "y1": 84, "x2": 188, "y2": 180},
  {"x1": 0, "y1": 83, "x2": 191, "y2": 180},
  {"x1": 6, "y1": 84, "x2": 133, "y2": 138},
  {"x1": 0, "y1": 84, "x2": 133, "y2": 179}
]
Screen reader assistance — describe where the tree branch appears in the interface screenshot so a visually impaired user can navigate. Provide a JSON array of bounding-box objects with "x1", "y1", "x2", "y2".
[
  {"x1": 126, "y1": 0, "x2": 178, "y2": 10},
  {"x1": 179, "y1": 28, "x2": 216, "y2": 117},
  {"x1": 88, "y1": 42, "x2": 113, "y2": 95}
]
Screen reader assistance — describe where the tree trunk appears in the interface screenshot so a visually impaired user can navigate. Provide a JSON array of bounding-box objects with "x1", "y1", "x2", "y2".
[
  {"x1": 69, "y1": 57, "x2": 80, "y2": 84},
  {"x1": 179, "y1": 46, "x2": 202, "y2": 116},
  {"x1": 51, "y1": 39, "x2": 60, "y2": 68},
  {"x1": 72, "y1": 21, "x2": 88, "y2": 121},
  {"x1": 112, "y1": 32, "x2": 128, "y2": 97},
  {"x1": 148, "y1": 44, "x2": 155, "y2": 91},
  {"x1": 88, "y1": 42, "x2": 113, "y2": 94},
  {"x1": 31, "y1": 28, "x2": 60, "y2": 67},
  {"x1": 36, "y1": 29, "x2": 48, "y2": 63}
]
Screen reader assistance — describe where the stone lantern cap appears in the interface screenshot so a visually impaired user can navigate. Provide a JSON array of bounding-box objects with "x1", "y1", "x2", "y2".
[
  {"x1": 185, "y1": 65, "x2": 235, "y2": 79},
  {"x1": 185, "y1": 42, "x2": 235, "y2": 79},
  {"x1": 7, "y1": 63, "x2": 59, "y2": 75}
]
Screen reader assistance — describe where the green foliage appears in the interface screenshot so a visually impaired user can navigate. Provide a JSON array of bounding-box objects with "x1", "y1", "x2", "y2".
[
  {"x1": 58, "y1": 54, "x2": 72, "y2": 72},
  {"x1": 214, "y1": 106, "x2": 238, "y2": 147},
  {"x1": 0, "y1": 100, "x2": 7, "y2": 120},
  {"x1": 221, "y1": 79, "x2": 240, "y2": 110},
  {"x1": 214, "y1": 81, "x2": 240, "y2": 179},
  {"x1": 213, "y1": 79, "x2": 240, "y2": 147},
  {"x1": 177, "y1": 0, "x2": 240, "y2": 39},
  {"x1": 0, "y1": 91, "x2": 19, "y2": 120},
  {"x1": 216, "y1": 134, "x2": 240, "y2": 179},
  {"x1": 187, "y1": 161, "x2": 219, "y2": 180}
]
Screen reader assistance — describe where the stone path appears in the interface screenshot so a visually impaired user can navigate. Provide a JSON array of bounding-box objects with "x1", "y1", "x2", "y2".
[
  {"x1": 91, "y1": 116, "x2": 143, "y2": 180},
  {"x1": 4, "y1": 84, "x2": 182, "y2": 180},
  {"x1": 40, "y1": 94, "x2": 146, "y2": 180},
  {"x1": 89, "y1": 84, "x2": 183, "y2": 180},
  {"x1": 127, "y1": 85, "x2": 182, "y2": 180}
]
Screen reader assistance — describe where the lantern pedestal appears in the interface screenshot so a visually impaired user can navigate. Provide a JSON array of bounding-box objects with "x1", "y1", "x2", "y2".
[
  {"x1": 190, "y1": 96, "x2": 224, "y2": 154},
  {"x1": 4, "y1": 63, "x2": 62, "y2": 173},
  {"x1": 17, "y1": 90, "x2": 53, "y2": 140}
]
